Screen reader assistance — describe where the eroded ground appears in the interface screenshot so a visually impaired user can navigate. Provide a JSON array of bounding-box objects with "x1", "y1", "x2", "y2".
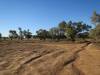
[{"x1": 0, "y1": 41, "x2": 100, "y2": 75}]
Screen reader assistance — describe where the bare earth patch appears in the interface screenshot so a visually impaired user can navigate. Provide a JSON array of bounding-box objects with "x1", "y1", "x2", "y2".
[{"x1": 0, "y1": 41, "x2": 100, "y2": 75}]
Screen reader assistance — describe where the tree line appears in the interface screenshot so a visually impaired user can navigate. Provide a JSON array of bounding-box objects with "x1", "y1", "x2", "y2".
[
  {"x1": 0, "y1": 11, "x2": 100, "y2": 42},
  {"x1": 36, "y1": 21, "x2": 91, "y2": 41},
  {"x1": 9, "y1": 27, "x2": 32, "y2": 40}
]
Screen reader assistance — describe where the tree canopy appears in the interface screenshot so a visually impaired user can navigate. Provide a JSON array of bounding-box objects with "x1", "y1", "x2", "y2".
[
  {"x1": 91, "y1": 11, "x2": 100, "y2": 25},
  {"x1": 89, "y1": 12, "x2": 100, "y2": 42}
]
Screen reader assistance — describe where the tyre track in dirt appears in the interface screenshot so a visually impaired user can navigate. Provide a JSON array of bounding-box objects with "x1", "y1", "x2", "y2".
[
  {"x1": 71, "y1": 42, "x2": 91, "y2": 75},
  {"x1": 57, "y1": 42, "x2": 91, "y2": 75},
  {"x1": 16, "y1": 43, "x2": 91, "y2": 75},
  {"x1": 0, "y1": 41, "x2": 91, "y2": 75},
  {"x1": 16, "y1": 48, "x2": 67, "y2": 75}
]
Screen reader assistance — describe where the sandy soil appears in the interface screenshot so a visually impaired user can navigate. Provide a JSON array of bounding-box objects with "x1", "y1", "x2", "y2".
[{"x1": 0, "y1": 40, "x2": 99, "y2": 75}]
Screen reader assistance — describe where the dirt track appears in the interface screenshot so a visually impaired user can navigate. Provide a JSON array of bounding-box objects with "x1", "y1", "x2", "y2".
[{"x1": 0, "y1": 41, "x2": 100, "y2": 75}]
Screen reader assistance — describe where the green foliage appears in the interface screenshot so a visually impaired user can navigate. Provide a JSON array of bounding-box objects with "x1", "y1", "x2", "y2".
[
  {"x1": 23, "y1": 29, "x2": 32, "y2": 39},
  {"x1": 18, "y1": 27, "x2": 24, "y2": 40},
  {"x1": 18, "y1": 27, "x2": 23, "y2": 40},
  {"x1": 58, "y1": 21, "x2": 67, "y2": 39},
  {"x1": 9, "y1": 30, "x2": 18, "y2": 40},
  {"x1": 49, "y1": 27, "x2": 60, "y2": 40},
  {"x1": 90, "y1": 12, "x2": 100, "y2": 42},
  {"x1": 18, "y1": 28, "x2": 32, "y2": 40},
  {"x1": 65, "y1": 25, "x2": 76, "y2": 41},
  {"x1": 9, "y1": 28, "x2": 32, "y2": 40},
  {"x1": 0, "y1": 33, "x2": 2, "y2": 39},
  {"x1": 36, "y1": 29, "x2": 48, "y2": 40},
  {"x1": 58, "y1": 21, "x2": 66, "y2": 30},
  {"x1": 89, "y1": 24, "x2": 100, "y2": 41},
  {"x1": 91, "y1": 11, "x2": 100, "y2": 24},
  {"x1": 35, "y1": 21, "x2": 91, "y2": 41},
  {"x1": 65, "y1": 21, "x2": 91, "y2": 41}
]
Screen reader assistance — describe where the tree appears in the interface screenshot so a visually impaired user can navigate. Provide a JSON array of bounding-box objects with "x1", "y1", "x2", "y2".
[
  {"x1": 65, "y1": 21, "x2": 91, "y2": 41},
  {"x1": 91, "y1": 11, "x2": 100, "y2": 25},
  {"x1": 58, "y1": 21, "x2": 67, "y2": 39},
  {"x1": 18, "y1": 27, "x2": 23, "y2": 40},
  {"x1": 89, "y1": 24, "x2": 100, "y2": 41},
  {"x1": 49, "y1": 27, "x2": 60, "y2": 40},
  {"x1": 36, "y1": 29, "x2": 48, "y2": 40},
  {"x1": 23, "y1": 29, "x2": 32, "y2": 39},
  {"x1": 90, "y1": 12, "x2": 100, "y2": 42},
  {"x1": 58, "y1": 21, "x2": 66, "y2": 31},
  {"x1": 0, "y1": 33, "x2": 2, "y2": 40},
  {"x1": 9, "y1": 30, "x2": 18, "y2": 40},
  {"x1": 65, "y1": 24, "x2": 76, "y2": 41},
  {"x1": 49, "y1": 27, "x2": 56, "y2": 40}
]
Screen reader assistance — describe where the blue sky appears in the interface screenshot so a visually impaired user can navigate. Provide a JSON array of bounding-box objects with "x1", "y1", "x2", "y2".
[{"x1": 0, "y1": 0, "x2": 100, "y2": 36}]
